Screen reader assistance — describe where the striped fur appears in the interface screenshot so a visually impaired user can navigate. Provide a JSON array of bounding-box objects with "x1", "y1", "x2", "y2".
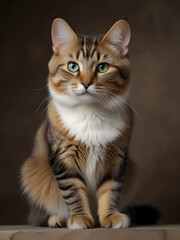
[{"x1": 21, "y1": 18, "x2": 135, "y2": 229}]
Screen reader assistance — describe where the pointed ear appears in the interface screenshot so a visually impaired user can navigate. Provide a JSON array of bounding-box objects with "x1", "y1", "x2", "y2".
[
  {"x1": 51, "y1": 18, "x2": 77, "y2": 53},
  {"x1": 102, "y1": 20, "x2": 131, "y2": 56}
]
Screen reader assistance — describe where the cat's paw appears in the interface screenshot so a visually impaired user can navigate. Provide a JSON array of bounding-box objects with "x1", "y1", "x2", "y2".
[
  {"x1": 67, "y1": 214, "x2": 94, "y2": 229},
  {"x1": 100, "y1": 213, "x2": 130, "y2": 228},
  {"x1": 48, "y1": 215, "x2": 66, "y2": 228}
]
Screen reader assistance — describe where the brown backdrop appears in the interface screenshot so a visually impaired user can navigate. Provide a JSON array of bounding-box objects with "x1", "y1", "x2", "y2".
[{"x1": 1, "y1": 0, "x2": 180, "y2": 224}]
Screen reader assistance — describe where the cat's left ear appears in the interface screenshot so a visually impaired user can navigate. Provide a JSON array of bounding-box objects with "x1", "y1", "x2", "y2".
[
  {"x1": 51, "y1": 18, "x2": 77, "y2": 53},
  {"x1": 102, "y1": 20, "x2": 131, "y2": 56}
]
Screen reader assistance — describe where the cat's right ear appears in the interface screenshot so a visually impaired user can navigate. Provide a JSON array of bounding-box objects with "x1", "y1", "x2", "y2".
[{"x1": 51, "y1": 18, "x2": 77, "y2": 53}]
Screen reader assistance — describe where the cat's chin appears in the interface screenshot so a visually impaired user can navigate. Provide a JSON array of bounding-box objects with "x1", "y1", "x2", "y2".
[
  {"x1": 75, "y1": 92, "x2": 93, "y2": 97},
  {"x1": 74, "y1": 92, "x2": 96, "y2": 103}
]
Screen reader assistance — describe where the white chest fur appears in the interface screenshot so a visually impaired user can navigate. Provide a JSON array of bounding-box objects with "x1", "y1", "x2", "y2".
[
  {"x1": 54, "y1": 101, "x2": 125, "y2": 147},
  {"x1": 85, "y1": 146, "x2": 104, "y2": 190}
]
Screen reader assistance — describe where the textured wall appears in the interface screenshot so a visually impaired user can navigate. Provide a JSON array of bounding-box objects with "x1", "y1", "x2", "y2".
[{"x1": 0, "y1": 0, "x2": 180, "y2": 224}]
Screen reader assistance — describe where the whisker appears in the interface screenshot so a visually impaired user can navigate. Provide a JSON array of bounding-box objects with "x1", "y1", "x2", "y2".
[
  {"x1": 102, "y1": 87, "x2": 143, "y2": 128},
  {"x1": 33, "y1": 85, "x2": 48, "y2": 91},
  {"x1": 34, "y1": 96, "x2": 50, "y2": 114},
  {"x1": 96, "y1": 89, "x2": 130, "y2": 127},
  {"x1": 101, "y1": 94, "x2": 116, "y2": 117},
  {"x1": 41, "y1": 105, "x2": 48, "y2": 118}
]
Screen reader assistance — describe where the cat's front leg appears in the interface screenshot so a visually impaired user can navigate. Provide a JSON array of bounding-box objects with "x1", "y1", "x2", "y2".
[
  {"x1": 97, "y1": 180, "x2": 130, "y2": 228},
  {"x1": 55, "y1": 169, "x2": 94, "y2": 229},
  {"x1": 62, "y1": 179, "x2": 94, "y2": 229}
]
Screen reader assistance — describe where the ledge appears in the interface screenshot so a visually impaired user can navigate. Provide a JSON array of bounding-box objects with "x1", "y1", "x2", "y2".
[{"x1": 0, "y1": 225, "x2": 180, "y2": 240}]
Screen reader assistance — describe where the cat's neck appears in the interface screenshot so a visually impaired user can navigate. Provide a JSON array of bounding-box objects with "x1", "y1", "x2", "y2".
[{"x1": 48, "y1": 99, "x2": 126, "y2": 147}]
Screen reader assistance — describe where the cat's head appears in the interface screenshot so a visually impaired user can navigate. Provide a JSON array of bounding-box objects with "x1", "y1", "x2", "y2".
[{"x1": 48, "y1": 18, "x2": 130, "y2": 109}]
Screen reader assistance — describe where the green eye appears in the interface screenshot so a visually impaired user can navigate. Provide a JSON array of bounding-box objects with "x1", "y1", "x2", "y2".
[
  {"x1": 68, "y1": 62, "x2": 79, "y2": 72},
  {"x1": 97, "y1": 63, "x2": 109, "y2": 73}
]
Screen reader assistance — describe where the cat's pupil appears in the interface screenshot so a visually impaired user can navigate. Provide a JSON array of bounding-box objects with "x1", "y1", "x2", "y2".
[
  {"x1": 71, "y1": 63, "x2": 75, "y2": 69},
  {"x1": 100, "y1": 64, "x2": 104, "y2": 70}
]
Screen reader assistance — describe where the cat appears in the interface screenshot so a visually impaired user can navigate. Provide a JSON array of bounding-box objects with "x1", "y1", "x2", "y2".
[{"x1": 21, "y1": 18, "x2": 135, "y2": 229}]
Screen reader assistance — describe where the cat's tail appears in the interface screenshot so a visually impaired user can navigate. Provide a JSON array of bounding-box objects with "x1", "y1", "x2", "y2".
[{"x1": 125, "y1": 205, "x2": 160, "y2": 225}]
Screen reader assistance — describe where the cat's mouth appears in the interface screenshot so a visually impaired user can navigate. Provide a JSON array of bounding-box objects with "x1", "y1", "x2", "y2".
[{"x1": 75, "y1": 91, "x2": 94, "y2": 96}]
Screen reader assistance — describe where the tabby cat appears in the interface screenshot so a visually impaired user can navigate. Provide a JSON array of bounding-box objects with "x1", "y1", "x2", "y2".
[{"x1": 21, "y1": 18, "x2": 135, "y2": 229}]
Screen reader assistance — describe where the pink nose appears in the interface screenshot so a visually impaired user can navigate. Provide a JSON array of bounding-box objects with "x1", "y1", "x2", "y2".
[{"x1": 81, "y1": 81, "x2": 92, "y2": 89}]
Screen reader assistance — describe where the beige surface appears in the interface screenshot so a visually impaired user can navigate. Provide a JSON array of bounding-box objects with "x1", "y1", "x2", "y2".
[{"x1": 0, "y1": 225, "x2": 180, "y2": 240}]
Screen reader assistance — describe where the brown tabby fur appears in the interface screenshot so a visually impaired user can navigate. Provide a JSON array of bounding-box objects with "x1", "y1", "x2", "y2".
[{"x1": 21, "y1": 18, "x2": 135, "y2": 229}]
